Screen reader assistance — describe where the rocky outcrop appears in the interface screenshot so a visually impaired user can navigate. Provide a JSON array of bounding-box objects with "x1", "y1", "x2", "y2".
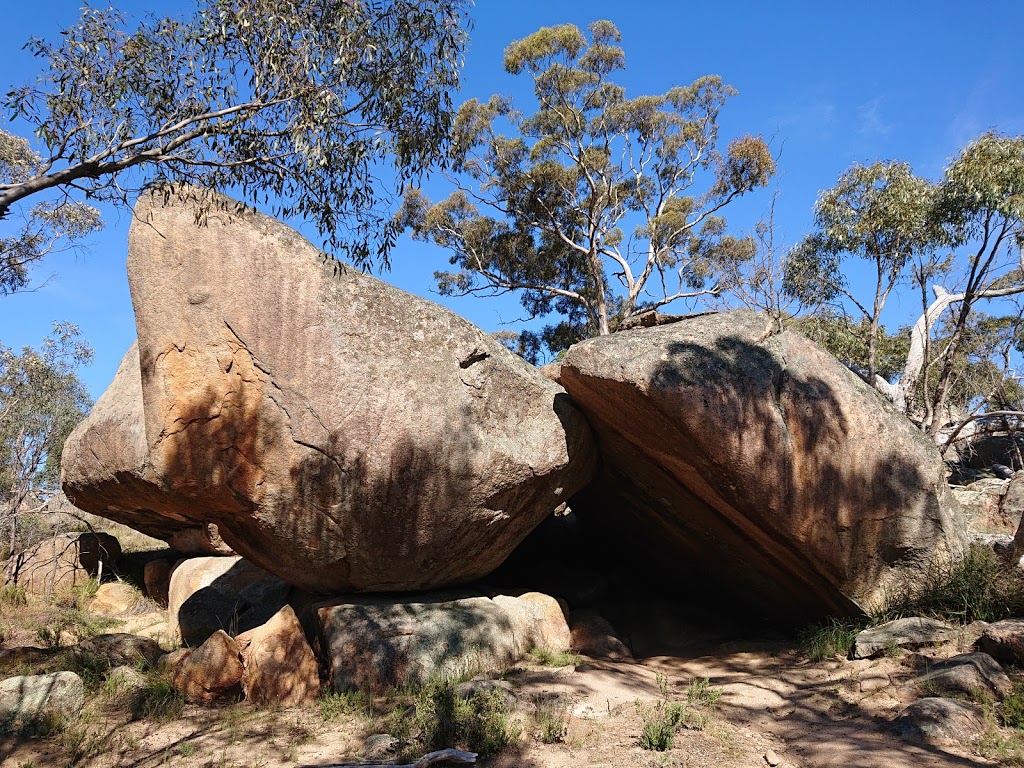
[
  {"x1": 890, "y1": 697, "x2": 985, "y2": 746},
  {"x1": 61, "y1": 343, "x2": 234, "y2": 556},
  {"x1": 558, "y1": 310, "x2": 967, "y2": 617},
  {"x1": 4, "y1": 532, "x2": 120, "y2": 599},
  {"x1": 950, "y1": 477, "x2": 1020, "y2": 535},
  {"x1": 65, "y1": 188, "x2": 594, "y2": 594},
  {"x1": 912, "y1": 652, "x2": 1011, "y2": 700},
  {"x1": 316, "y1": 591, "x2": 570, "y2": 694}
]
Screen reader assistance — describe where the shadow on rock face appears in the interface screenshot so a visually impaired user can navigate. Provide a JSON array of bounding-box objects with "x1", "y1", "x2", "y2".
[{"x1": 561, "y1": 316, "x2": 964, "y2": 623}]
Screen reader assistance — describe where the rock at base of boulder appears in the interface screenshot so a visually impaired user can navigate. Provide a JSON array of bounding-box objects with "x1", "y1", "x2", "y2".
[
  {"x1": 235, "y1": 605, "x2": 319, "y2": 707},
  {"x1": 0, "y1": 671, "x2": 84, "y2": 724},
  {"x1": 569, "y1": 610, "x2": 632, "y2": 659},
  {"x1": 88, "y1": 583, "x2": 143, "y2": 617},
  {"x1": 913, "y1": 652, "x2": 1011, "y2": 700},
  {"x1": 317, "y1": 592, "x2": 569, "y2": 694},
  {"x1": 890, "y1": 697, "x2": 985, "y2": 746},
  {"x1": 168, "y1": 556, "x2": 286, "y2": 646},
  {"x1": 978, "y1": 620, "x2": 1024, "y2": 665},
  {"x1": 4, "y1": 533, "x2": 120, "y2": 600},
  {"x1": 170, "y1": 630, "x2": 243, "y2": 705},
  {"x1": 851, "y1": 617, "x2": 958, "y2": 659},
  {"x1": 143, "y1": 557, "x2": 176, "y2": 607}
]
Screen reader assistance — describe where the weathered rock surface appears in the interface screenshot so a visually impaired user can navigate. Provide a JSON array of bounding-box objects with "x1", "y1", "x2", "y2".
[
  {"x1": 977, "y1": 619, "x2": 1024, "y2": 665},
  {"x1": 235, "y1": 605, "x2": 319, "y2": 707},
  {"x1": 4, "y1": 532, "x2": 120, "y2": 599},
  {"x1": 890, "y1": 697, "x2": 985, "y2": 746},
  {"x1": 88, "y1": 582, "x2": 143, "y2": 616},
  {"x1": 143, "y1": 557, "x2": 175, "y2": 606},
  {"x1": 168, "y1": 556, "x2": 286, "y2": 646},
  {"x1": 170, "y1": 630, "x2": 244, "y2": 705},
  {"x1": 61, "y1": 343, "x2": 234, "y2": 556},
  {"x1": 68, "y1": 188, "x2": 594, "y2": 594},
  {"x1": 558, "y1": 310, "x2": 967, "y2": 617},
  {"x1": 0, "y1": 671, "x2": 84, "y2": 723},
  {"x1": 317, "y1": 591, "x2": 570, "y2": 693},
  {"x1": 951, "y1": 477, "x2": 1018, "y2": 534},
  {"x1": 852, "y1": 618, "x2": 959, "y2": 659},
  {"x1": 912, "y1": 652, "x2": 1011, "y2": 700}
]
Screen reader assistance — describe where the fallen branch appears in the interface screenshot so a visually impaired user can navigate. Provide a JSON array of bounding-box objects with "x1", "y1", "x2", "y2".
[{"x1": 299, "y1": 748, "x2": 478, "y2": 768}]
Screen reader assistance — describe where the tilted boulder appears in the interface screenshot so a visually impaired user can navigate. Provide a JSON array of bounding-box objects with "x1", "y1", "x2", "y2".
[
  {"x1": 558, "y1": 310, "x2": 967, "y2": 618},
  {"x1": 96, "y1": 187, "x2": 594, "y2": 593},
  {"x1": 61, "y1": 343, "x2": 234, "y2": 556},
  {"x1": 235, "y1": 605, "x2": 319, "y2": 707}
]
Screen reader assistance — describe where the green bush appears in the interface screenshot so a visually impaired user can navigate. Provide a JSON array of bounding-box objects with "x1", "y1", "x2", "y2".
[
  {"x1": 127, "y1": 673, "x2": 184, "y2": 722},
  {"x1": 637, "y1": 701, "x2": 685, "y2": 751},
  {"x1": 319, "y1": 689, "x2": 369, "y2": 721},
  {"x1": 415, "y1": 678, "x2": 518, "y2": 758},
  {"x1": 883, "y1": 545, "x2": 1024, "y2": 624},
  {"x1": 798, "y1": 618, "x2": 863, "y2": 661},
  {"x1": 1003, "y1": 683, "x2": 1024, "y2": 730},
  {"x1": 528, "y1": 648, "x2": 580, "y2": 667}
]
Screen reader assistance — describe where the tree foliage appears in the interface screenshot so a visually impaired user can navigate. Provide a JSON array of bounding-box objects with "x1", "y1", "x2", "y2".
[
  {"x1": 0, "y1": 0, "x2": 471, "y2": 286},
  {"x1": 400, "y1": 20, "x2": 774, "y2": 360},
  {"x1": 0, "y1": 323, "x2": 92, "y2": 552},
  {"x1": 784, "y1": 161, "x2": 940, "y2": 384}
]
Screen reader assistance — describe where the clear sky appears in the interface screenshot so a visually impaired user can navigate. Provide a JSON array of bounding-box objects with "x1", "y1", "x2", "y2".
[{"x1": 2, "y1": 1, "x2": 1023, "y2": 398}]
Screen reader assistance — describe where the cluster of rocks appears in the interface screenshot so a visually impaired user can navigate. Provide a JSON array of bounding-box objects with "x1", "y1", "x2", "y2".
[
  {"x1": 846, "y1": 616, "x2": 1024, "y2": 747},
  {"x1": 60, "y1": 188, "x2": 967, "y2": 618},
  {"x1": 0, "y1": 188, "x2": 982, "y2": 718}
]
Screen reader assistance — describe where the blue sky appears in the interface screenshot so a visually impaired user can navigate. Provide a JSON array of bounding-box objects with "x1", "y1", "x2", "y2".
[{"x1": 2, "y1": 1, "x2": 1023, "y2": 398}]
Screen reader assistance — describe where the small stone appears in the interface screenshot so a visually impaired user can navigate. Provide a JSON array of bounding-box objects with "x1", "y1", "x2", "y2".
[
  {"x1": 764, "y1": 749, "x2": 782, "y2": 766},
  {"x1": 363, "y1": 734, "x2": 399, "y2": 759}
]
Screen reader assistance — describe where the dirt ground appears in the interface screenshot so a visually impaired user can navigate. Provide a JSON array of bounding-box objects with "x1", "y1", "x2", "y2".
[{"x1": 0, "y1": 605, "x2": 1009, "y2": 768}]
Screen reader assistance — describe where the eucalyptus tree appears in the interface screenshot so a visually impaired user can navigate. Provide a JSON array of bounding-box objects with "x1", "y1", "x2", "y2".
[
  {"x1": 400, "y1": 20, "x2": 774, "y2": 359},
  {"x1": 0, "y1": 0, "x2": 471, "y2": 289},
  {"x1": 783, "y1": 161, "x2": 940, "y2": 387},
  {"x1": 0, "y1": 324, "x2": 92, "y2": 555}
]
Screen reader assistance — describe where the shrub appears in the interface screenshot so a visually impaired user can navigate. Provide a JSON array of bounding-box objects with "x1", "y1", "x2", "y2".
[
  {"x1": 127, "y1": 673, "x2": 184, "y2": 722},
  {"x1": 1003, "y1": 683, "x2": 1024, "y2": 730},
  {"x1": 319, "y1": 689, "x2": 369, "y2": 721},
  {"x1": 637, "y1": 700, "x2": 685, "y2": 751},
  {"x1": 798, "y1": 618, "x2": 863, "y2": 661},
  {"x1": 883, "y1": 545, "x2": 1024, "y2": 624},
  {"x1": 415, "y1": 678, "x2": 518, "y2": 758},
  {"x1": 528, "y1": 648, "x2": 580, "y2": 667},
  {"x1": 532, "y1": 697, "x2": 569, "y2": 744}
]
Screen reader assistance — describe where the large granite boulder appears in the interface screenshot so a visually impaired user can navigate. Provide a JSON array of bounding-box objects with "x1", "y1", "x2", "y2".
[
  {"x1": 73, "y1": 187, "x2": 593, "y2": 594},
  {"x1": 61, "y1": 343, "x2": 234, "y2": 556},
  {"x1": 558, "y1": 310, "x2": 967, "y2": 617}
]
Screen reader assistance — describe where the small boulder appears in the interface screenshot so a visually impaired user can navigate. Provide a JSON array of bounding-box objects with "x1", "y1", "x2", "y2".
[
  {"x1": 951, "y1": 478, "x2": 1012, "y2": 534},
  {"x1": 492, "y1": 592, "x2": 571, "y2": 655},
  {"x1": 143, "y1": 557, "x2": 176, "y2": 606},
  {"x1": 235, "y1": 605, "x2": 319, "y2": 707},
  {"x1": 4, "y1": 532, "x2": 120, "y2": 600},
  {"x1": 105, "y1": 665, "x2": 147, "y2": 697},
  {"x1": 170, "y1": 630, "x2": 243, "y2": 705},
  {"x1": 913, "y1": 652, "x2": 1011, "y2": 700},
  {"x1": 168, "y1": 556, "x2": 286, "y2": 646},
  {"x1": 0, "y1": 671, "x2": 84, "y2": 724},
  {"x1": 851, "y1": 617, "x2": 958, "y2": 659},
  {"x1": 73, "y1": 633, "x2": 163, "y2": 669},
  {"x1": 569, "y1": 610, "x2": 632, "y2": 659},
  {"x1": 890, "y1": 697, "x2": 985, "y2": 746},
  {"x1": 977, "y1": 620, "x2": 1024, "y2": 665}
]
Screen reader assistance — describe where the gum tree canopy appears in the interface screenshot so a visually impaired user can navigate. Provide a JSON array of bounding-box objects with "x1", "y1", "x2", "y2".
[
  {"x1": 0, "y1": 0, "x2": 471, "y2": 292},
  {"x1": 399, "y1": 20, "x2": 775, "y2": 361}
]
